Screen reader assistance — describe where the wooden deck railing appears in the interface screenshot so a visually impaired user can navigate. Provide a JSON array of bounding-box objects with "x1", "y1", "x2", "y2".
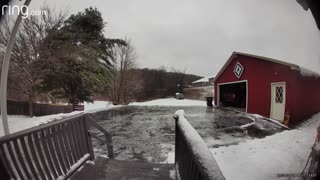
[
  {"x1": 174, "y1": 110, "x2": 225, "y2": 180},
  {"x1": 87, "y1": 115, "x2": 114, "y2": 158},
  {"x1": 0, "y1": 113, "x2": 113, "y2": 180}
]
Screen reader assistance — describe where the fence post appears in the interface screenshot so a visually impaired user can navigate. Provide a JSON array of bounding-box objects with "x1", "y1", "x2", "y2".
[
  {"x1": 106, "y1": 134, "x2": 114, "y2": 158},
  {"x1": 84, "y1": 115, "x2": 95, "y2": 160},
  {"x1": 174, "y1": 110, "x2": 226, "y2": 180},
  {"x1": 86, "y1": 114, "x2": 114, "y2": 159},
  {"x1": 173, "y1": 114, "x2": 179, "y2": 165}
]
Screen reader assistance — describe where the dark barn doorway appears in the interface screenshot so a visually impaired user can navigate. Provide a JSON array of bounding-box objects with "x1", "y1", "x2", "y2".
[{"x1": 218, "y1": 81, "x2": 247, "y2": 112}]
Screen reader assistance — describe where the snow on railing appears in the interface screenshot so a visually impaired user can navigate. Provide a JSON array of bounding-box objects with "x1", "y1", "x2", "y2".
[
  {"x1": 57, "y1": 153, "x2": 90, "y2": 180},
  {"x1": 174, "y1": 110, "x2": 225, "y2": 180}
]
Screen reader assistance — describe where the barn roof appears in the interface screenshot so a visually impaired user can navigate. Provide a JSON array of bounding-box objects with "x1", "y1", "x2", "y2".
[{"x1": 214, "y1": 51, "x2": 320, "y2": 82}]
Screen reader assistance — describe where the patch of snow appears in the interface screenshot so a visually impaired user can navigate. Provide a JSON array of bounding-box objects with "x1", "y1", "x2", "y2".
[
  {"x1": 204, "y1": 134, "x2": 245, "y2": 150},
  {"x1": 249, "y1": 113, "x2": 289, "y2": 129},
  {"x1": 86, "y1": 160, "x2": 95, "y2": 165},
  {"x1": 210, "y1": 112, "x2": 320, "y2": 180},
  {"x1": 99, "y1": 154, "x2": 109, "y2": 159},
  {"x1": 83, "y1": 101, "x2": 118, "y2": 113},
  {"x1": 174, "y1": 110, "x2": 225, "y2": 180},
  {"x1": 192, "y1": 77, "x2": 209, "y2": 84},
  {"x1": 146, "y1": 156, "x2": 153, "y2": 162},
  {"x1": 175, "y1": 163, "x2": 181, "y2": 180},
  {"x1": 162, "y1": 151, "x2": 175, "y2": 164},
  {"x1": 227, "y1": 109, "x2": 289, "y2": 129},
  {"x1": 250, "y1": 113, "x2": 264, "y2": 118},
  {"x1": 169, "y1": 169, "x2": 176, "y2": 179},
  {"x1": 0, "y1": 111, "x2": 83, "y2": 136},
  {"x1": 300, "y1": 67, "x2": 320, "y2": 78},
  {"x1": 0, "y1": 101, "x2": 117, "y2": 136},
  {"x1": 57, "y1": 153, "x2": 90, "y2": 180},
  {"x1": 240, "y1": 122, "x2": 255, "y2": 128},
  {"x1": 192, "y1": 76, "x2": 214, "y2": 84},
  {"x1": 160, "y1": 143, "x2": 175, "y2": 164},
  {"x1": 76, "y1": 165, "x2": 84, "y2": 172},
  {"x1": 129, "y1": 98, "x2": 206, "y2": 107}
]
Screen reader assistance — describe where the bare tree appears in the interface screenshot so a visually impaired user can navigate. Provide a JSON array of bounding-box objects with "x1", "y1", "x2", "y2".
[
  {"x1": 0, "y1": 5, "x2": 65, "y2": 116},
  {"x1": 109, "y1": 38, "x2": 142, "y2": 104}
]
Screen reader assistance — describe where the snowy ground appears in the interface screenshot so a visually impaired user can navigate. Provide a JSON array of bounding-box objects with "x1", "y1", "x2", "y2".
[
  {"x1": 0, "y1": 99, "x2": 204, "y2": 136},
  {"x1": 90, "y1": 105, "x2": 282, "y2": 163},
  {"x1": 1, "y1": 98, "x2": 318, "y2": 180},
  {"x1": 0, "y1": 101, "x2": 116, "y2": 136},
  {"x1": 210, "y1": 113, "x2": 320, "y2": 180},
  {"x1": 160, "y1": 111, "x2": 320, "y2": 180},
  {"x1": 83, "y1": 101, "x2": 118, "y2": 112},
  {"x1": 129, "y1": 98, "x2": 206, "y2": 106},
  {"x1": 0, "y1": 111, "x2": 83, "y2": 136}
]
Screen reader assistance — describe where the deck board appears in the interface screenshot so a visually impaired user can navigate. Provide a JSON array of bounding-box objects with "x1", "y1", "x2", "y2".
[{"x1": 71, "y1": 156, "x2": 174, "y2": 180}]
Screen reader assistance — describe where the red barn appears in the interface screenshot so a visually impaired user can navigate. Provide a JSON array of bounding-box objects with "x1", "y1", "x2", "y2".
[{"x1": 214, "y1": 52, "x2": 320, "y2": 126}]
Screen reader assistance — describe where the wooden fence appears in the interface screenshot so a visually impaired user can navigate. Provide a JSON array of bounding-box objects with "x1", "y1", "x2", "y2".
[
  {"x1": 174, "y1": 110, "x2": 225, "y2": 180},
  {"x1": 183, "y1": 86, "x2": 214, "y2": 100},
  {"x1": 0, "y1": 113, "x2": 114, "y2": 180},
  {"x1": 6, "y1": 100, "x2": 73, "y2": 116}
]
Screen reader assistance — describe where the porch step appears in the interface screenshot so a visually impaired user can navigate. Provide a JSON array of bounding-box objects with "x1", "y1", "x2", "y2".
[{"x1": 71, "y1": 156, "x2": 175, "y2": 180}]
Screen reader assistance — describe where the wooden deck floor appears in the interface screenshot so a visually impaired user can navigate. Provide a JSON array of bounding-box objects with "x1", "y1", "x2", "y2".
[{"x1": 71, "y1": 156, "x2": 175, "y2": 180}]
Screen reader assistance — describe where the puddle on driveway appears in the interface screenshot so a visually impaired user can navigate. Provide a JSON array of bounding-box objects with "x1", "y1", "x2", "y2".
[{"x1": 89, "y1": 106, "x2": 283, "y2": 163}]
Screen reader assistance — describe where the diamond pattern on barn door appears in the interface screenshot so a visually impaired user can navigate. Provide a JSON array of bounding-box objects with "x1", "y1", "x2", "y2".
[{"x1": 275, "y1": 86, "x2": 283, "y2": 103}]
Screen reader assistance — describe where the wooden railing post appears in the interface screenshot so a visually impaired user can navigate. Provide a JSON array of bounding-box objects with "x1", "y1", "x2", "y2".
[
  {"x1": 86, "y1": 114, "x2": 114, "y2": 158},
  {"x1": 105, "y1": 134, "x2": 114, "y2": 158},
  {"x1": 174, "y1": 110, "x2": 226, "y2": 180},
  {"x1": 84, "y1": 116, "x2": 95, "y2": 160},
  {"x1": 173, "y1": 114, "x2": 179, "y2": 167}
]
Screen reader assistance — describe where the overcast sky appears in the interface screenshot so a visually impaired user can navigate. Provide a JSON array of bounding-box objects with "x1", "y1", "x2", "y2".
[{"x1": 28, "y1": 0, "x2": 320, "y2": 77}]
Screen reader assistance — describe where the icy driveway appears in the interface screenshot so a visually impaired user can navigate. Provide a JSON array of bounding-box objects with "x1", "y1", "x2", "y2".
[{"x1": 89, "y1": 106, "x2": 284, "y2": 163}]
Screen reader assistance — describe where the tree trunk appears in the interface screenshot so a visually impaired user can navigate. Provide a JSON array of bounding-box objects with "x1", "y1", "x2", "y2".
[
  {"x1": 28, "y1": 95, "x2": 34, "y2": 117},
  {"x1": 112, "y1": 70, "x2": 118, "y2": 105},
  {"x1": 117, "y1": 71, "x2": 123, "y2": 104},
  {"x1": 71, "y1": 96, "x2": 78, "y2": 111},
  {"x1": 70, "y1": 90, "x2": 78, "y2": 111}
]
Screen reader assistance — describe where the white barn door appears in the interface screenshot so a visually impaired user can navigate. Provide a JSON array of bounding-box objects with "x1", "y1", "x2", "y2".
[{"x1": 270, "y1": 82, "x2": 286, "y2": 122}]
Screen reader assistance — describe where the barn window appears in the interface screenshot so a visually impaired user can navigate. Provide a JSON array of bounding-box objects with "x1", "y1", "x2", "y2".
[{"x1": 275, "y1": 86, "x2": 283, "y2": 103}]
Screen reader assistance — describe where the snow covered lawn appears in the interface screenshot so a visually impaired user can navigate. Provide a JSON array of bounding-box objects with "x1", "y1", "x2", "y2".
[
  {"x1": 2, "y1": 97, "x2": 318, "y2": 180},
  {"x1": 129, "y1": 98, "x2": 206, "y2": 106},
  {"x1": 83, "y1": 101, "x2": 118, "y2": 112},
  {"x1": 0, "y1": 98, "x2": 204, "y2": 137},
  {"x1": 0, "y1": 101, "x2": 116, "y2": 137},
  {"x1": 0, "y1": 111, "x2": 83, "y2": 136},
  {"x1": 210, "y1": 113, "x2": 320, "y2": 180}
]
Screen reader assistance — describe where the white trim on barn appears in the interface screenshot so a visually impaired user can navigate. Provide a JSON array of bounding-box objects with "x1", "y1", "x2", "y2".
[{"x1": 217, "y1": 80, "x2": 248, "y2": 113}]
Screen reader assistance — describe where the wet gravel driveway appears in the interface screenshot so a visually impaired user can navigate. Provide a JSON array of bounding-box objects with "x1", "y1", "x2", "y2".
[{"x1": 89, "y1": 106, "x2": 284, "y2": 163}]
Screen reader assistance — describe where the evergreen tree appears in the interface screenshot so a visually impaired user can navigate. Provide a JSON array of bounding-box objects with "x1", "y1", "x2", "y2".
[{"x1": 40, "y1": 7, "x2": 125, "y2": 109}]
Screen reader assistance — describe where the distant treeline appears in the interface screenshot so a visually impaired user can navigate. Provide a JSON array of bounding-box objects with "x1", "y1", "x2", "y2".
[{"x1": 132, "y1": 68, "x2": 202, "y2": 101}]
